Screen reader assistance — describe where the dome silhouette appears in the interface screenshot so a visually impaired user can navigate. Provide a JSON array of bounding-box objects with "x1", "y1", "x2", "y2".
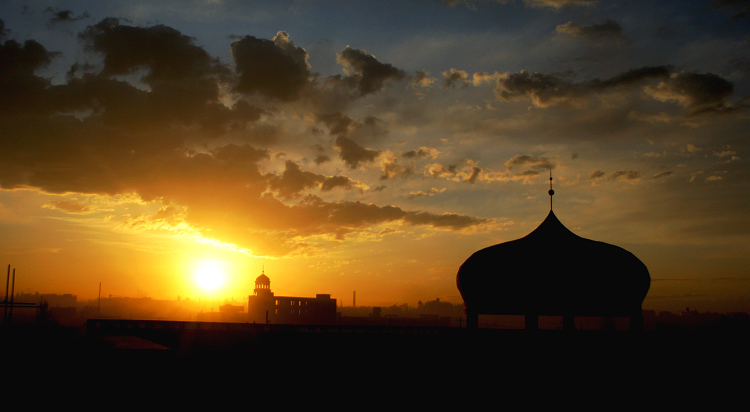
[{"x1": 456, "y1": 210, "x2": 650, "y2": 330}]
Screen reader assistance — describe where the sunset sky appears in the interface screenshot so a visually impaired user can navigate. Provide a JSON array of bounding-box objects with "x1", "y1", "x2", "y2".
[{"x1": 1, "y1": 0, "x2": 748, "y2": 312}]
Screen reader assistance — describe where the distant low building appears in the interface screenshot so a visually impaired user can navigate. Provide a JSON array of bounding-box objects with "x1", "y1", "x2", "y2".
[{"x1": 247, "y1": 270, "x2": 336, "y2": 325}]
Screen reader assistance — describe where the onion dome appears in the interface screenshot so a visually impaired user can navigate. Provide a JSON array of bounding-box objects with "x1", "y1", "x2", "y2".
[
  {"x1": 456, "y1": 210, "x2": 650, "y2": 317},
  {"x1": 255, "y1": 273, "x2": 270, "y2": 284}
]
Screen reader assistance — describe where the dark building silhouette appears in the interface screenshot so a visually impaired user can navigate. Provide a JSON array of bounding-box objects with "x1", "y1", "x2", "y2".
[
  {"x1": 456, "y1": 182, "x2": 650, "y2": 330},
  {"x1": 247, "y1": 270, "x2": 337, "y2": 325}
]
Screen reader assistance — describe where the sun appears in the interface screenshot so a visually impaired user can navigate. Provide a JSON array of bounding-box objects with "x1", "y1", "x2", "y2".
[{"x1": 193, "y1": 260, "x2": 227, "y2": 293}]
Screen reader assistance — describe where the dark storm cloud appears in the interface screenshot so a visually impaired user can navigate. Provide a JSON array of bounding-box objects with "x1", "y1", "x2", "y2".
[
  {"x1": 556, "y1": 20, "x2": 625, "y2": 42},
  {"x1": 321, "y1": 175, "x2": 357, "y2": 192},
  {"x1": 496, "y1": 70, "x2": 586, "y2": 107},
  {"x1": 495, "y1": 66, "x2": 733, "y2": 114},
  {"x1": 317, "y1": 112, "x2": 355, "y2": 136},
  {"x1": 267, "y1": 162, "x2": 364, "y2": 196},
  {"x1": 644, "y1": 72, "x2": 734, "y2": 114},
  {"x1": 231, "y1": 31, "x2": 311, "y2": 101},
  {"x1": 403, "y1": 211, "x2": 488, "y2": 230},
  {"x1": 594, "y1": 66, "x2": 672, "y2": 89},
  {"x1": 0, "y1": 36, "x2": 57, "y2": 115},
  {"x1": 305, "y1": 197, "x2": 486, "y2": 232},
  {"x1": 337, "y1": 46, "x2": 406, "y2": 96},
  {"x1": 316, "y1": 112, "x2": 387, "y2": 147},
  {"x1": 334, "y1": 136, "x2": 381, "y2": 169},
  {"x1": 268, "y1": 160, "x2": 326, "y2": 199},
  {"x1": 81, "y1": 18, "x2": 225, "y2": 83}
]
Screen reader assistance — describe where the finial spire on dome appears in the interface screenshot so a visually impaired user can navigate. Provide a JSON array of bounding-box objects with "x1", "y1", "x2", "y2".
[{"x1": 548, "y1": 167, "x2": 554, "y2": 210}]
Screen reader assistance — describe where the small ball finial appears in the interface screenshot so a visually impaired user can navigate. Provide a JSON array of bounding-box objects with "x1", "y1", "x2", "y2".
[{"x1": 549, "y1": 189, "x2": 554, "y2": 196}]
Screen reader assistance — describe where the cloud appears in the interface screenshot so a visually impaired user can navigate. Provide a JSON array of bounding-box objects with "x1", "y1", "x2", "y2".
[
  {"x1": 713, "y1": 0, "x2": 750, "y2": 19},
  {"x1": 268, "y1": 160, "x2": 327, "y2": 199},
  {"x1": 408, "y1": 188, "x2": 446, "y2": 199},
  {"x1": 380, "y1": 155, "x2": 414, "y2": 180},
  {"x1": 334, "y1": 136, "x2": 381, "y2": 168},
  {"x1": 312, "y1": 143, "x2": 331, "y2": 165},
  {"x1": 495, "y1": 70, "x2": 586, "y2": 107},
  {"x1": 402, "y1": 147, "x2": 440, "y2": 159},
  {"x1": 443, "y1": 68, "x2": 469, "y2": 88},
  {"x1": 466, "y1": 166, "x2": 482, "y2": 184},
  {"x1": 295, "y1": 196, "x2": 487, "y2": 236},
  {"x1": 71, "y1": 19, "x2": 263, "y2": 135},
  {"x1": 412, "y1": 70, "x2": 435, "y2": 88},
  {"x1": 714, "y1": 149, "x2": 740, "y2": 163},
  {"x1": 42, "y1": 199, "x2": 91, "y2": 214},
  {"x1": 316, "y1": 112, "x2": 387, "y2": 145},
  {"x1": 609, "y1": 170, "x2": 642, "y2": 181},
  {"x1": 588, "y1": 170, "x2": 642, "y2": 183},
  {"x1": 402, "y1": 211, "x2": 488, "y2": 230},
  {"x1": 685, "y1": 143, "x2": 703, "y2": 154},
  {"x1": 495, "y1": 67, "x2": 673, "y2": 107},
  {"x1": 471, "y1": 71, "x2": 501, "y2": 86},
  {"x1": 231, "y1": 31, "x2": 311, "y2": 101},
  {"x1": 644, "y1": 72, "x2": 734, "y2": 114},
  {"x1": 652, "y1": 171, "x2": 673, "y2": 179},
  {"x1": 0, "y1": 17, "x2": 504, "y2": 258},
  {"x1": 317, "y1": 112, "x2": 355, "y2": 136},
  {"x1": 81, "y1": 18, "x2": 224, "y2": 84},
  {"x1": 556, "y1": 20, "x2": 625, "y2": 42},
  {"x1": 424, "y1": 163, "x2": 457, "y2": 178},
  {"x1": 0, "y1": 36, "x2": 56, "y2": 115},
  {"x1": 321, "y1": 175, "x2": 361, "y2": 192},
  {"x1": 504, "y1": 154, "x2": 555, "y2": 171},
  {"x1": 524, "y1": 0, "x2": 597, "y2": 8},
  {"x1": 336, "y1": 46, "x2": 406, "y2": 96},
  {"x1": 45, "y1": 8, "x2": 90, "y2": 25},
  {"x1": 494, "y1": 66, "x2": 734, "y2": 116},
  {"x1": 116, "y1": 205, "x2": 193, "y2": 233}
]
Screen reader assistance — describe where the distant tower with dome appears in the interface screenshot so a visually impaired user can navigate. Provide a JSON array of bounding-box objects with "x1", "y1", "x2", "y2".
[
  {"x1": 247, "y1": 268, "x2": 337, "y2": 325},
  {"x1": 253, "y1": 268, "x2": 273, "y2": 298}
]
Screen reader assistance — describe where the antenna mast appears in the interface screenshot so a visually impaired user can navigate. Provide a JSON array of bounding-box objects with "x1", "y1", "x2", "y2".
[{"x1": 548, "y1": 168, "x2": 554, "y2": 211}]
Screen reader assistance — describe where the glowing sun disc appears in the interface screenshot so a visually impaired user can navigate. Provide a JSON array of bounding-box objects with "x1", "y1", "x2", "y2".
[{"x1": 193, "y1": 260, "x2": 227, "y2": 292}]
